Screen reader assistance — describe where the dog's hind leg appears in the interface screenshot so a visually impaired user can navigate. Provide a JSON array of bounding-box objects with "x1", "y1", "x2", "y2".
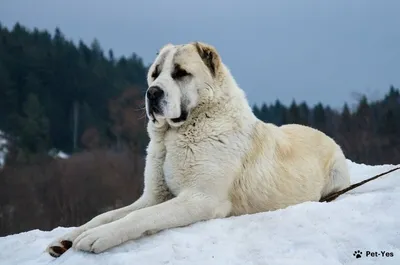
[{"x1": 321, "y1": 148, "x2": 351, "y2": 198}]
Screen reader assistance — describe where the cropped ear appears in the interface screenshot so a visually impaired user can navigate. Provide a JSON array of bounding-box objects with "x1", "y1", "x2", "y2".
[{"x1": 193, "y1": 42, "x2": 221, "y2": 77}]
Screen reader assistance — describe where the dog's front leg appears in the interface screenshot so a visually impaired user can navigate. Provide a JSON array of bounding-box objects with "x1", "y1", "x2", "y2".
[
  {"x1": 47, "y1": 127, "x2": 171, "y2": 257},
  {"x1": 73, "y1": 191, "x2": 232, "y2": 254}
]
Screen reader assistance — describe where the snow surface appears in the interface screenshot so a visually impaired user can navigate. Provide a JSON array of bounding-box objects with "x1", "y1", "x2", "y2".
[{"x1": 1, "y1": 160, "x2": 399, "y2": 265}]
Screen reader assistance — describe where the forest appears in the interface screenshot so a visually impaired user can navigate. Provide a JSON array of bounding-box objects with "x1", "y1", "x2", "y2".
[{"x1": 0, "y1": 23, "x2": 399, "y2": 236}]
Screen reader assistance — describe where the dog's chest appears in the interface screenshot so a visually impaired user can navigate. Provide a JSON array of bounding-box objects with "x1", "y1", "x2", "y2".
[
  {"x1": 162, "y1": 130, "x2": 202, "y2": 196},
  {"x1": 163, "y1": 157, "x2": 184, "y2": 196}
]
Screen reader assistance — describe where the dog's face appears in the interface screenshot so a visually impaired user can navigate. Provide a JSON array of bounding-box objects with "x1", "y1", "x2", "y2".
[{"x1": 145, "y1": 42, "x2": 221, "y2": 127}]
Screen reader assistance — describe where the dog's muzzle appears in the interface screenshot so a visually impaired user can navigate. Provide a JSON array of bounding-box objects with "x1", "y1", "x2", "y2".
[{"x1": 146, "y1": 86, "x2": 164, "y2": 115}]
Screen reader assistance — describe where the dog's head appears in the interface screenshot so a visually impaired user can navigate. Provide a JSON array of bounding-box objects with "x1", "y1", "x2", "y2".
[{"x1": 145, "y1": 42, "x2": 221, "y2": 127}]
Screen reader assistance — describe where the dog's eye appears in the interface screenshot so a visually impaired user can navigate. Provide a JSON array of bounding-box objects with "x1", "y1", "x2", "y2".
[
  {"x1": 172, "y1": 67, "x2": 190, "y2": 80},
  {"x1": 151, "y1": 65, "x2": 160, "y2": 79}
]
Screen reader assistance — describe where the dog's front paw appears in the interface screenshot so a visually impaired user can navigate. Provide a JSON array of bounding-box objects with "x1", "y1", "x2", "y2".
[
  {"x1": 73, "y1": 226, "x2": 123, "y2": 254},
  {"x1": 47, "y1": 239, "x2": 73, "y2": 258},
  {"x1": 46, "y1": 228, "x2": 84, "y2": 258}
]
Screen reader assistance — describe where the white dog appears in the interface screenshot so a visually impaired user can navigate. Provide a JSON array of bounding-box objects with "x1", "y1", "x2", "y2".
[{"x1": 47, "y1": 42, "x2": 351, "y2": 257}]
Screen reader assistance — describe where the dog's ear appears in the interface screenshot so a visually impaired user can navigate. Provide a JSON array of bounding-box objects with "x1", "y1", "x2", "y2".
[{"x1": 193, "y1": 42, "x2": 220, "y2": 77}]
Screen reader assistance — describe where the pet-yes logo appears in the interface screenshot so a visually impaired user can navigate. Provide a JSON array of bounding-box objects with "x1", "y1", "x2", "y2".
[{"x1": 353, "y1": 250, "x2": 394, "y2": 259}]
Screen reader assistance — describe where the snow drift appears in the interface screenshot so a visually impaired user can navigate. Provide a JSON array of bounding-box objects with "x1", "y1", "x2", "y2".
[{"x1": 0, "y1": 160, "x2": 399, "y2": 265}]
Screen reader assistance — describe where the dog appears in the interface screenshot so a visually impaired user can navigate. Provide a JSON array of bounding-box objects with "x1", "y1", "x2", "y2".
[{"x1": 47, "y1": 41, "x2": 351, "y2": 257}]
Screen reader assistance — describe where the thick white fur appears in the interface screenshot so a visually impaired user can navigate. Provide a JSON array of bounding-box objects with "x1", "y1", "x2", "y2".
[{"x1": 47, "y1": 42, "x2": 350, "y2": 256}]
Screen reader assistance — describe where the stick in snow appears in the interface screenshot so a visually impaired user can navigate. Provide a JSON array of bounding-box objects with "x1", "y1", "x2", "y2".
[{"x1": 319, "y1": 166, "x2": 400, "y2": 203}]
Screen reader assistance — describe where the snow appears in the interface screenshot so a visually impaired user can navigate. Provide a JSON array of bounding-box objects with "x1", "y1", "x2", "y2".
[
  {"x1": 1, "y1": 160, "x2": 399, "y2": 265},
  {"x1": 0, "y1": 135, "x2": 69, "y2": 168},
  {"x1": 48, "y1": 148, "x2": 69, "y2": 159},
  {"x1": 55, "y1": 151, "x2": 69, "y2": 159}
]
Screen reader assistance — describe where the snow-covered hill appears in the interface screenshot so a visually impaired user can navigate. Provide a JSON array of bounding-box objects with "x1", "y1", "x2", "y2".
[{"x1": 0, "y1": 160, "x2": 399, "y2": 265}]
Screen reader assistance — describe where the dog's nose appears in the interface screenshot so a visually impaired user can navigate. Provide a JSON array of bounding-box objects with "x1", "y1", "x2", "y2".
[{"x1": 147, "y1": 86, "x2": 164, "y2": 101}]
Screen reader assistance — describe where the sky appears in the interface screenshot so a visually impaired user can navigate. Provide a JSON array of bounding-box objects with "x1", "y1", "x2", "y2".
[{"x1": 1, "y1": 0, "x2": 399, "y2": 109}]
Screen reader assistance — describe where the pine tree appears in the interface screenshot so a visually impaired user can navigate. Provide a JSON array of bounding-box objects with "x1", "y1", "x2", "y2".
[
  {"x1": 260, "y1": 103, "x2": 269, "y2": 122},
  {"x1": 339, "y1": 103, "x2": 352, "y2": 133},
  {"x1": 312, "y1": 103, "x2": 326, "y2": 131},
  {"x1": 252, "y1": 105, "x2": 260, "y2": 119},
  {"x1": 287, "y1": 100, "x2": 300, "y2": 124},
  {"x1": 298, "y1": 102, "x2": 310, "y2": 125},
  {"x1": 13, "y1": 93, "x2": 50, "y2": 161},
  {"x1": 355, "y1": 95, "x2": 371, "y2": 130}
]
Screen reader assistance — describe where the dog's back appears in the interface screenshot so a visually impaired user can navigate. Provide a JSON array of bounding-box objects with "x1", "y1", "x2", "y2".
[{"x1": 228, "y1": 122, "x2": 351, "y2": 215}]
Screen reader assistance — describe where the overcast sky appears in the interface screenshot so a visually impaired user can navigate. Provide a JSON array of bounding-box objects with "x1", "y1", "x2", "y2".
[{"x1": 1, "y1": 0, "x2": 399, "y2": 108}]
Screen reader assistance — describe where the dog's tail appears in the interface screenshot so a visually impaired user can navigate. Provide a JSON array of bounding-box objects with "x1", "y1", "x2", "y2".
[{"x1": 319, "y1": 166, "x2": 400, "y2": 202}]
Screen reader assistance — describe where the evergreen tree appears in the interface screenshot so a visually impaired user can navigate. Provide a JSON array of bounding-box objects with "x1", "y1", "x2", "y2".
[
  {"x1": 354, "y1": 95, "x2": 371, "y2": 130},
  {"x1": 311, "y1": 103, "x2": 326, "y2": 131},
  {"x1": 252, "y1": 105, "x2": 260, "y2": 119},
  {"x1": 15, "y1": 93, "x2": 50, "y2": 156},
  {"x1": 298, "y1": 102, "x2": 310, "y2": 125},
  {"x1": 260, "y1": 103, "x2": 269, "y2": 122},
  {"x1": 287, "y1": 100, "x2": 300, "y2": 124},
  {"x1": 339, "y1": 103, "x2": 352, "y2": 133},
  {"x1": 271, "y1": 100, "x2": 287, "y2": 125}
]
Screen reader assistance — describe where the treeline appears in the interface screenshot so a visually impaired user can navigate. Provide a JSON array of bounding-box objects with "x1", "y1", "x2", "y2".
[
  {"x1": 0, "y1": 23, "x2": 399, "y2": 236},
  {"x1": 0, "y1": 22, "x2": 149, "y2": 162},
  {"x1": 252, "y1": 87, "x2": 400, "y2": 165},
  {"x1": 0, "y1": 23, "x2": 150, "y2": 236}
]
